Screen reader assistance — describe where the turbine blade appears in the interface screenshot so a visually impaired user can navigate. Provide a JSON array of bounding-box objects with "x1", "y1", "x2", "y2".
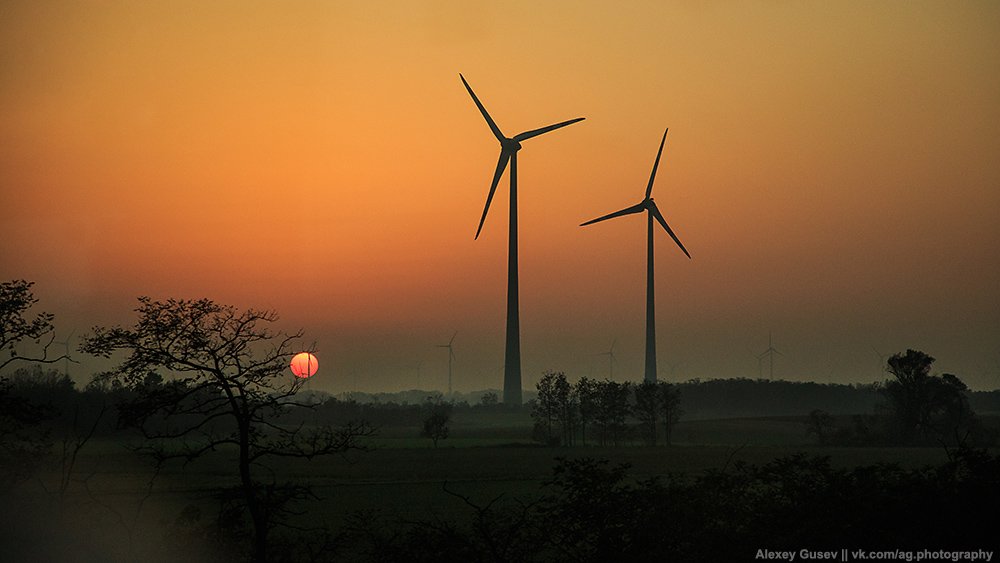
[
  {"x1": 580, "y1": 201, "x2": 645, "y2": 227},
  {"x1": 475, "y1": 151, "x2": 511, "y2": 239},
  {"x1": 645, "y1": 128, "x2": 669, "y2": 199},
  {"x1": 460, "y1": 73, "x2": 505, "y2": 142},
  {"x1": 513, "y1": 117, "x2": 585, "y2": 142},
  {"x1": 449, "y1": 331, "x2": 457, "y2": 346},
  {"x1": 649, "y1": 202, "x2": 691, "y2": 258},
  {"x1": 773, "y1": 348, "x2": 784, "y2": 357}
]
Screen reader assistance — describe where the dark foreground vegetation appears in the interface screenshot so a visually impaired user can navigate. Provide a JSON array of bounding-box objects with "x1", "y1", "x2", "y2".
[
  {"x1": 332, "y1": 449, "x2": 1000, "y2": 563},
  {"x1": 3, "y1": 281, "x2": 999, "y2": 562}
]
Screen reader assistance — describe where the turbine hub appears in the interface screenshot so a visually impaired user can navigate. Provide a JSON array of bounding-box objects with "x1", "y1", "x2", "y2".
[{"x1": 502, "y1": 138, "x2": 522, "y2": 152}]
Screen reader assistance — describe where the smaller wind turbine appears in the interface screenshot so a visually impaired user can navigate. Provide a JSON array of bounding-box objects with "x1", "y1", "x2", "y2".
[
  {"x1": 580, "y1": 128, "x2": 690, "y2": 383},
  {"x1": 595, "y1": 339, "x2": 617, "y2": 380},
  {"x1": 871, "y1": 345, "x2": 887, "y2": 377},
  {"x1": 437, "y1": 332, "x2": 457, "y2": 397},
  {"x1": 757, "y1": 331, "x2": 783, "y2": 379},
  {"x1": 54, "y1": 329, "x2": 74, "y2": 378}
]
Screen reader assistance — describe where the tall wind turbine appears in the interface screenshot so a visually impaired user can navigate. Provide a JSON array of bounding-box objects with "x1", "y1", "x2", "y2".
[
  {"x1": 437, "y1": 332, "x2": 457, "y2": 397},
  {"x1": 757, "y1": 331, "x2": 783, "y2": 379},
  {"x1": 580, "y1": 129, "x2": 690, "y2": 383},
  {"x1": 460, "y1": 73, "x2": 585, "y2": 405}
]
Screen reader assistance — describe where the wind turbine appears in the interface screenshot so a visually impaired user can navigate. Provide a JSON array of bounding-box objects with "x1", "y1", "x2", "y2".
[
  {"x1": 757, "y1": 331, "x2": 783, "y2": 379},
  {"x1": 54, "y1": 329, "x2": 74, "y2": 378},
  {"x1": 437, "y1": 332, "x2": 457, "y2": 397},
  {"x1": 580, "y1": 128, "x2": 690, "y2": 383},
  {"x1": 596, "y1": 339, "x2": 617, "y2": 380},
  {"x1": 460, "y1": 73, "x2": 585, "y2": 405},
  {"x1": 871, "y1": 345, "x2": 887, "y2": 377}
]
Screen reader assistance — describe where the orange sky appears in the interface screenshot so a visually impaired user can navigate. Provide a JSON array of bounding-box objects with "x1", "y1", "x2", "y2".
[{"x1": 2, "y1": 1, "x2": 998, "y2": 391}]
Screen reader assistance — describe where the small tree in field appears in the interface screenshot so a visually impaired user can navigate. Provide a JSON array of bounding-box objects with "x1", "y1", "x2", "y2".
[
  {"x1": 576, "y1": 377, "x2": 598, "y2": 446},
  {"x1": 83, "y1": 297, "x2": 373, "y2": 563},
  {"x1": 421, "y1": 398, "x2": 452, "y2": 448},
  {"x1": 633, "y1": 381, "x2": 659, "y2": 445},
  {"x1": 593, "y1": 380, "x2": 631, "y2": 446},
  {"x1": 807, "y1": 409, "x2": 835, "y2": 445},
  {"x1": 657, "y1": 382, "x2": 682, "y2": 445},
  {"x1": 633, "y1": 381, "x2": 682, "y2": 446}
]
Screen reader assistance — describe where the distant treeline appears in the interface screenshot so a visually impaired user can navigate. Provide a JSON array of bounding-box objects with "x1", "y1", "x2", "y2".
[
  {"x1": 5, "y1": 368, "x2": 1000, "y2": 437},
  {"x1": 331, "y1": 379, "x2": 1000, "y2": 419}
]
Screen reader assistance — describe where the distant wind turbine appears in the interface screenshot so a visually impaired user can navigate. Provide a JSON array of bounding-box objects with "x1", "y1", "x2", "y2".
[
  {"x1": 757, "y1": 332, "x2": 783, "y2": 379},
  {"x1": 580, "y1": 128, "x2": 690, "y2": 383},
  {"x1": 871, "y1": 345, "x2": 887, "y2": 377},
  {"x1": 460, "y1": 73, "x2": 585, "y2": 405},
  {"x1": 54, "y1": 329, "x2": 74, "y2": 378},
  {"x1": 437, "y1": 332, "x2": 457, "y2": 397},
  {"x1": 596, "y1": 339, "x2": 618, "y2": 380}
]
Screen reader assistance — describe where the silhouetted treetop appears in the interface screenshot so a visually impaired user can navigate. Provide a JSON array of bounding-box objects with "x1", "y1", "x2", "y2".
[{"x1": 1, "y1": 279, "x2": 66, "y2": 371}]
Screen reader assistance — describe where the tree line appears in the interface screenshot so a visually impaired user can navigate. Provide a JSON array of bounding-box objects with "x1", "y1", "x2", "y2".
[{"x1": 531, "y1": 371, "x2": 682, "y2": 447}]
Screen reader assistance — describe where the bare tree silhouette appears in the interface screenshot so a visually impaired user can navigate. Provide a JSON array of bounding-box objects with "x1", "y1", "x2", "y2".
[
  {"x1": 83, "y1": 297, "x2": 374, "y2": 563},
  {"x1": 1, "y1": 280, "x2": 68, "y2": 371}
]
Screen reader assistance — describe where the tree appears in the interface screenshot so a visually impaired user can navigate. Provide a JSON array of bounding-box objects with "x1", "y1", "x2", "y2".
[
  {"x1": 806, "y1": 409, "x2": 835, "y2": 446},
  {"x1": 421, "y1": 398, "x2": 452, "y2": 448},
  {"x1": 82, "y1": 297, "x2": 373, "y2": 563},
  {"x1": 0, "y1": 280, "x2": 67, "y2": 489},
  {"x1": 657, "y1": 382, "x2": 682, "y2": 445},
  {"x1": 532, "y1": 371, "x2": 562, "y2": 446},
  {"x1": 576, "y1": 377, "x2": 598, "y2": 446},
  {"x1": 553, "y1": 373, "x2": 577, "y2": 447},
  {"x1": 633, "y1": 381, "x2": 660, "y2": 445},
  {"x1": 0, "y1": 376, "x2": 53, "y2": 489},
  {"x1": 1, "y1": 280, "x2": 66, "y2": 371},
  {"x1": 593, "y1": 380, "x2": 631, "y2": 446},
  {"x1": 479, "y1": 391, "x2": 499, "y2": 407},
  {"x1": 881, "y1": 349, "x2": 978, "y2": 445},
  {"x1": 532, "y1": 371, "x2": 576, "y2": 446},
  {"x1": 633, "y1": 381, "x2": 682, "y2": 446}
]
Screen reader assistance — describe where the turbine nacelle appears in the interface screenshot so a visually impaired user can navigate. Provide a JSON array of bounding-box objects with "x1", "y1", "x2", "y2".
[{"x1": 502, "y1": 138, "x2": 523, "y2": 152}]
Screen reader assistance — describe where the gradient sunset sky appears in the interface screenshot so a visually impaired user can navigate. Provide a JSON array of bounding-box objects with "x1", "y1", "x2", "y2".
[{"x1": 2, "y1": 1, "x2": 998, "y2": 391}]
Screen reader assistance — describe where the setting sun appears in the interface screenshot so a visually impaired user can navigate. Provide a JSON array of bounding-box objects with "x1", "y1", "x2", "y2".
[{"x1": 290, "y1": 352, "x2": 319, "y2": 378}]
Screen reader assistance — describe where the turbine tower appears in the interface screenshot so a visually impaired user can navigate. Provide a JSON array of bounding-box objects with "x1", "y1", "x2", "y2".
[
  {"x1": 580, "y1": 129, "x2": 690, "y2": 383},
  {"x1": 757, "y1": 331, "x2": 783, "y2": 379},
  {"x1": 460, "y1": 73, "x2": 585, "y2": 405},
  {"x1": 437, "y1": 332, "x2": 457, "y2": 397}
]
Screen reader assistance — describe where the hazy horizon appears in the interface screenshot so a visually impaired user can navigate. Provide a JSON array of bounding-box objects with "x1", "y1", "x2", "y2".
[{"x1": 2, "y1": 2, "x2": 998, "y2": 392}]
